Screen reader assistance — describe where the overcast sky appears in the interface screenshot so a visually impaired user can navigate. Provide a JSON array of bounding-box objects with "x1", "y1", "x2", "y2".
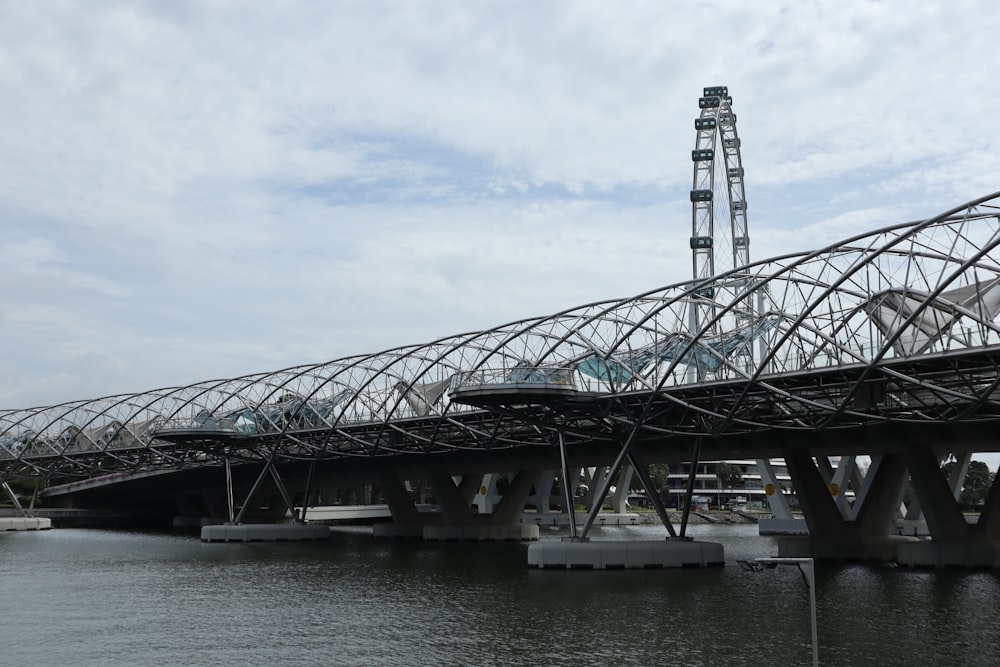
[{"x1": 2, "y1": 0, "x2": 999, "y2": 411}]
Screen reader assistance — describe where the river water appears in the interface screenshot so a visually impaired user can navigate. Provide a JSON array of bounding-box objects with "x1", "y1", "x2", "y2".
[{"x1": 2, "y1": 523, "x2": 999, "y2": 666}]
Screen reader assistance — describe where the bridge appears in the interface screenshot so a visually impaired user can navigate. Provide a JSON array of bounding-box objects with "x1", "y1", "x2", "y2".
[{"x1": 4, "y1": 89, "x2": 1000, "y2": 568}]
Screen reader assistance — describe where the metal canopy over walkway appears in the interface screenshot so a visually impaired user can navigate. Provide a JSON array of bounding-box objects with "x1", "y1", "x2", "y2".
[
  {"x1": 2, "y1": 192, "x2": 1000, "y2": 485},
  {"x1": 4, "y1": 190, "x2": 1000, "y2": 483}
]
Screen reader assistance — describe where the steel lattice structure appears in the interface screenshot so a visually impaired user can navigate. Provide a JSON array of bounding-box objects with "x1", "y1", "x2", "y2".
[
  {"x1": 691, "y1": 86, "x2": 749, "y2": 289},
  {"x1": 3, "y1": 191, "x2": 1000, "y2": 485},
  {"x1": 690, "y1": 85, "x2": 752, "y2": 370}
]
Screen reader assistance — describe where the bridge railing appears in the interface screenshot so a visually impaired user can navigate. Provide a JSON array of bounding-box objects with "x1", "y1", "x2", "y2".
[
  {"x1": 449, "y1": 366, "x2": 579, "y2": 394},
  {"x1": 148, "y1": 416, "x2": 241, "y2": 437}
]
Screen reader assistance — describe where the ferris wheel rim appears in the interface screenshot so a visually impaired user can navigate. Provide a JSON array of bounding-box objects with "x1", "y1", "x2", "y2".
[{"x1": 690, "y1": 85, "x2": 749, "y2": 285}]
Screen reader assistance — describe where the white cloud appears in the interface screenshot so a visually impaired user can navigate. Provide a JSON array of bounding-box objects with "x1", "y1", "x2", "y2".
[{"x1": 1, "y1": 0, "x2": 999, "y2": 408}]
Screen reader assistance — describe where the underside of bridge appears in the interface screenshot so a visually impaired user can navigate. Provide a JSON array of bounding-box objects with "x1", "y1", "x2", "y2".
[{"x1": 28, "y1": 413, "x2": 1000, "y2": 567}]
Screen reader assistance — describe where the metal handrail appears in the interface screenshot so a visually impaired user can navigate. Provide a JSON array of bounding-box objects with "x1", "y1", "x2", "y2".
[{"x1": 450, "y1": 366, "x2": 579, "y2": 391}]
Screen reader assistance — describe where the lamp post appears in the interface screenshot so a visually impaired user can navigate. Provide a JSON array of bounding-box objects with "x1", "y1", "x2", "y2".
[{"x1": 737, "y1": 557, "x2": 818, "y2": 667}]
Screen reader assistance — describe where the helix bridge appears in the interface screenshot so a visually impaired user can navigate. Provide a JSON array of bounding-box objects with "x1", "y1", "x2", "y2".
[{"x1": 4, "y1": 88, "x2": 1000, "y2": 568}]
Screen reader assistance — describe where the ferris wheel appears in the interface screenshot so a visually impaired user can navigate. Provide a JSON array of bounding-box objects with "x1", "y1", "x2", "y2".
[{"x1": 689, "y1": 85, "x2": 751, "y2": 337}]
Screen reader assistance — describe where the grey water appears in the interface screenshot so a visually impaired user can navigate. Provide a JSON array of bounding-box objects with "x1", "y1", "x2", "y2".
[{"x1": 2, "y1": 524, "x2": 999, "y2": 666}]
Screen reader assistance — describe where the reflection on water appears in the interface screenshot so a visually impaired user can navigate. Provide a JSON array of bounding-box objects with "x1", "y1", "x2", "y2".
[{"x1": 1, "y1": 524, "x2": 999, "y2": 666}]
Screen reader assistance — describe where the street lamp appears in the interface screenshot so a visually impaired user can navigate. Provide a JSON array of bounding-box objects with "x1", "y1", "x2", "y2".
[{"x1": 737, "y1": 557, "x2": 819, "y2": 667}]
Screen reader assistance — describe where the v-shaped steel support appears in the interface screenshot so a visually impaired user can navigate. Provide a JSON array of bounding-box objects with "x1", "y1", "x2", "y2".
[
  {"x1": 628, "y1": 449, "x2": 677, "y2": 538},
  {"x1": 679, "y1": 436, "x2": 703, "y2": 538},
  {"x1": 2, "y1": 481, "x2": 26, "y2": 516},
  {"x1": 557, "y1": 431, "x2": 579, "y2": 539},
  {"x1": 578, "y1": 424, "x2": 642, "y2": 539},
  {"x1": 230, "y1": 454, "x2": 300, "y2": 525}
]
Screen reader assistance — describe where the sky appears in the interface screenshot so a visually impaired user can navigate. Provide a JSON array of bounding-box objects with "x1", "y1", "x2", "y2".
[{"x1": 2, "y1": 0, "x2": 1000, "y2": 414}]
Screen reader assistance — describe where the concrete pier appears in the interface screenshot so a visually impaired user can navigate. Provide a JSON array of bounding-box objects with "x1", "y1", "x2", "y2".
[
  {"x1": 0, "y1": 517, "x2": 52, "y2": 531},
  {"x1": 200, "y1": 523, "x2": 331, "y2": 543},
  {"x1": 527, "y1": 539, "x2": 725, "y2": 569}
]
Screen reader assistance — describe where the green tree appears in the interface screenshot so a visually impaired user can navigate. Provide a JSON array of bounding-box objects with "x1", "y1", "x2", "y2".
[
  {"x1": 716, "y1": 462, "x2": 744, "y2": 489},
  {"x1": 647, "y1": 464, "x2": 670, "y2": 492},
  {"x1": 942, "y1": 459, "x2": 995, "y2": 508},
  {"x1": 961, "y1": 460, "x2": 994, "y2": 507},
  {"x1": 632, "y1": 464, "x2": 670, "y2": 502}
]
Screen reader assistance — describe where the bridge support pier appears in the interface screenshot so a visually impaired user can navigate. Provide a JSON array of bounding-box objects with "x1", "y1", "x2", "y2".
[
  {"x1": 896, "y1": 446, "x2": 1000, "y2": 567},
  {"x1": 373, "y1": 468, "x2": 539, "y2": 541},
  {"x1": 199, "y1": 460, "x2": 331, "y2": 542},
  {"x1": 1, "y1": 482, "x2": 50, "y2": 530},
  {"x1": 778, "y1": 451, "x2": 918, "y2": 562},
  {"x1": 520, "y1": 466, "x2": 640, "y2": 527},
  {"x1": 759, "y1": 457, "x2": 807, "y2": 535},
  {"x1": 527, "y1": 432, "x2": 724, "y2": 569},
  {"x1": 779, "y1": 447, "x2": 1000, "y2": 567}
]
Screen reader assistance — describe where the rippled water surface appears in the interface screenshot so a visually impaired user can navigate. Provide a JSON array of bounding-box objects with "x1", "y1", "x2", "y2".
[{"x1": 3, "y1": 524, "x2": 999, "y2": 666}]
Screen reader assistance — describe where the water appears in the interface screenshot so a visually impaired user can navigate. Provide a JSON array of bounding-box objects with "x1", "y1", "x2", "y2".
[{"x1": 2, "y1": 524, "x2": 999, "y2": 666}]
